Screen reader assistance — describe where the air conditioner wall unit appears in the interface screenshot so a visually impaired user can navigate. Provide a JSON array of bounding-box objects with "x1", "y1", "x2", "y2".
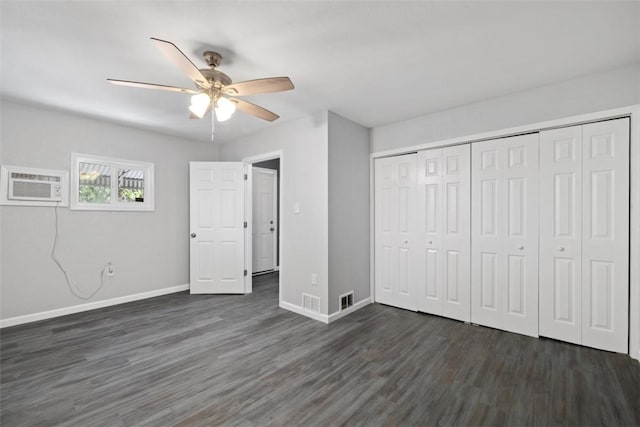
[{"x1": 0, "y1": 165, "x2": 69, "y2": 207}]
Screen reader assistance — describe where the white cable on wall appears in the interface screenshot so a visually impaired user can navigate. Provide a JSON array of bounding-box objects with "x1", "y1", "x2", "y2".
[{"x1": 51, "y1": 203, "x2": 106, "y2": 300}]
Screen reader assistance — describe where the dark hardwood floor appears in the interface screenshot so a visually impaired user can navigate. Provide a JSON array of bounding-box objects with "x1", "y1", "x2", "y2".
[{"x1": 1, "y1": 273, "x2": 639, "y2": 426}]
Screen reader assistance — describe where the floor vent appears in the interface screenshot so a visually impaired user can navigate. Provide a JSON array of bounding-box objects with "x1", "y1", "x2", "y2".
[
  {"x1": 302, "y1": 293, "x2": 321, "y2": 313},
  {"x1": 340, "y1": 291, "x2": 354, "y2": 311}
]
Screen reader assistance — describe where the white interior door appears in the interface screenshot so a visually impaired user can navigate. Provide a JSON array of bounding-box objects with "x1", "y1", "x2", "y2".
[
  {"x1": 539, "y1": 125, "x2": 583, "y2": 345},
  {"x1": 189, "y1": 162, "x2": 247, "y2": 294},
  {"x1": 581, "y1": 118, "x2": 629, "y2": 353},
  {"x1": 252, "y1": 167, "x2": 277, "y2": 273},
  {"x1": 374, "y1": 154, "x2": 418, "y2": 311},
  {"x1": 471, "y1": 134, "x2": 539, "y2": 337},
  {"x1": 416, "y1": 144, "x2": 470, "y2": 321}
]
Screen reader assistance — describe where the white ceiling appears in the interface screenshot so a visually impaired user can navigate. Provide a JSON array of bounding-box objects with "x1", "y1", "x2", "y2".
[{"x1": 1, "y1": 1, "x2": 638, "y2": 143}]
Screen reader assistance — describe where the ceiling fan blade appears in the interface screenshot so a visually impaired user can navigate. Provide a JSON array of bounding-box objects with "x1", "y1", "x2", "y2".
[
  {"x1": 150, "y1": 37, "x2": 211, "y2": 89},
  {"x1": 107, "y1": 79, "x2": 198, "y2": 94},
  {"x1": 224, "y1": 77, "x2": 294, "y2": 96},
  {"x1": 229, "y1": 97, "x2": 280, "y2": 122}
]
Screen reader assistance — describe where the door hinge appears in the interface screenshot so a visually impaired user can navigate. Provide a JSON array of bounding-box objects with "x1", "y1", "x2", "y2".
[
  {"x1": 244, "y1": 269, "x2": 248, "y2": 276},
  {"x1": 244, "y1": 221, "x2": 248, "y2": 228},
  {"x1": 244, "y1": 174, "x2": 248, "y2": 180}
]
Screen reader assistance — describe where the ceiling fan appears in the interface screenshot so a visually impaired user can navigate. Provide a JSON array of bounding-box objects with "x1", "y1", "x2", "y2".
[{"x1": 108, "y1": 37, "x2": 294, "y2": 140}]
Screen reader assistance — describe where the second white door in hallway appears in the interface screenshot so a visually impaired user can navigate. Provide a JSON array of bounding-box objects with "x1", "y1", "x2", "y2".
[{"x1": 252, "y1": 167, "x2": 278, "y2": 274}]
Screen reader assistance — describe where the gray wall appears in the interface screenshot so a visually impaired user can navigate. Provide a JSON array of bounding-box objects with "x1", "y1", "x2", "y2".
[
  {"x1": 372, "y1": 64, "x2": 640, "y2": 153},
  {"x1": 220, "y1": 113, "x2": 330, "y2": 314},
  {"x1": 0, "y1": 100, "x2": 219, "y2": 320},
  {"x1": 327, "y1": 112, "x2": 370, "y2": 314}
]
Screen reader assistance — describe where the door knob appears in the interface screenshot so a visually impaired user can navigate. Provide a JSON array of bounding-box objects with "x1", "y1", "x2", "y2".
[
  {"x1": 190, "y1": 233, "x2": 196, "y2": 238},
  {"x1": 428, "y1": 240, "x2": 433, "y2": 244},
  {"x1": 404, "y1": 240, "x2": 409, "y2": 244},
  {"x1": 270, "y1": 220, "x2": 274, "y2": 224},
  {"x1": 270, "y1": 227, "x2": 275, "y2": 232},
  {"x1": 517, "y1": 245, "x2": 524, "y2": 250},
  {"x1": 558, "y1": 247, "x2": 565, "y2": 252}
]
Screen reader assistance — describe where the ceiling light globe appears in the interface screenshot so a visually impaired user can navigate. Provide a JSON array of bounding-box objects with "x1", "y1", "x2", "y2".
[
  {"x1": 189, "y1": 93, "x2": 211, "y2": 118},
  {"x1": 215, "y1": 97, "x2": 236, "y2": 122}
]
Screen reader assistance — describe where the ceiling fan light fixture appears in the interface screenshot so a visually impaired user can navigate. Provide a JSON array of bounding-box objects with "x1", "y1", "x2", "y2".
[
  {"x1": 189, "y1": 93, "x2": 211, "y2": 118},
  {"x1": 108, "y1": 38, "x2": 293, "y2": 133},
  {"x1": 215, "y1": 97, "x2": 236, "y2": 122}
]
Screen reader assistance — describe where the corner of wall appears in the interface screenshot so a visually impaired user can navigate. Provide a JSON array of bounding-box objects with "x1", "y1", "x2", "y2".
[
  {"x1": 217, "y1": 112, "x2": 331, "y2": 318},
  {"x1": 327, "y1": 111, "x2": 371, "y2": 314}
]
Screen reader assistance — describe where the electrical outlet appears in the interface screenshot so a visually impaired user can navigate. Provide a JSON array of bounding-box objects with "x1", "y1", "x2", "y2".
[
  {"x1": 311, "y1": 273, "x2": 317, "y2": 286},
  {"x1": 106, "y1": 262, "x2": 115, "y2": 277}
]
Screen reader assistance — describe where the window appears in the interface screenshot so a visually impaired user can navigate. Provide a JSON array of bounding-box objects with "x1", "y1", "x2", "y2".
[{"x1": 71, "y1": 153, "x2": 154, "y2": 211}]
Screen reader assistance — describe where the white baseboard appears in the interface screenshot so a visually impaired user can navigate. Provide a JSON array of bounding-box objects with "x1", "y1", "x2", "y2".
[
  {"x1": 328, "y1": 297, "x2": 372, "y2": 323},
  {"x1": 279, "y1": 297, "x2": 372, "y2": 324},
  {"x1": 0, "y1": 284, "x2": 189, "y2": 328},
  {"x1": 279, "y1": 300, "x2": 329, "y2": 323}
]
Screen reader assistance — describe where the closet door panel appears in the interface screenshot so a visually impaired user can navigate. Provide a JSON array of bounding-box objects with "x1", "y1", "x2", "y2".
[
  {"x1": 502, "y1": 134, "x2": 539, "y2": 337},
  {"x1": 376, "y1": 160, "x2": 396, "y2": 300},
  {"x1": 472, "y1": 134, "x2": 539, "y2": 337},
  {"x1": 441, "y1": 144, "x2": 471, "y2": 322},
  {"x1": 539, "y1": 126, "x2": 583, "y2": 345},
  {"x1": 375, "y1": 154, "x2": 418, "y2": 311},
  {"x1": 472, "y1": 139, "x2": 504, "y2": 330},
  {"x1": 417, "y1": 149, "x2": 443, "y2": 315},
  {"x1": 417, "y1": 145, "x2": 470, "y2": 321},
  {"x1": 581, "y1": 118, "x2": 629, "y2": 353}
]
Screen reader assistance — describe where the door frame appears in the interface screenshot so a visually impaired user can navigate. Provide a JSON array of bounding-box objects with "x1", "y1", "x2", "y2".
[
  {"x1": 243, "y1": 150, "x2": 283, "y2": 305},
  {"x1": 370, "y1": 104, "x2": 640, "y2": 361},
  {"x1": 252, "y1": 166, "x2": 279, "y2": 273}
]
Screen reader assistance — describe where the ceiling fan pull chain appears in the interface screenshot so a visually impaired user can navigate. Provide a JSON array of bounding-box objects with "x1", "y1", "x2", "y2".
[{"x1": 211, "y1": 107, "x2": 215, "y2": 143}]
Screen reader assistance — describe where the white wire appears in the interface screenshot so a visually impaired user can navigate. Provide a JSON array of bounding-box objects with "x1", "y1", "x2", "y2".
[
  {"x1": 51, "y1": 203, "x2": 105, "y2": 300},
  {"x1": 211, "y1": 107, "x2": 215, "y2": 143}
]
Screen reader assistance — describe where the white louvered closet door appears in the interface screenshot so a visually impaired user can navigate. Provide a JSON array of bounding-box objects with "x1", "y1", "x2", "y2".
[
  {"x1": 416, "y1": 145, "x2": 470, "y2": 321},
  {"x1": 471, "y1": 134, "x2": 539, "y2": 337},
  {"x1": 539, "y1": 126, "x2": 583, "y2": 345},
  {"x1": 374, "y1": 154, "x2": 418, "y2": 311},
  {"x1": 581, "y1": 119, "x2": 629, "y2": 353}
]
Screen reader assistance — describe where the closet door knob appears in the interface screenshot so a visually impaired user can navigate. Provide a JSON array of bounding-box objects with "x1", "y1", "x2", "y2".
[
  {"x1": 428, "y1": 240, "x2": 433, "y2": 244},
  {"x1": 517, "y1": 245, "x2": 524, "y2": 250},
  {"x1": 190, "y1": 233, "x2": 197, "y2": 238},
  {"x1": 404, "y1": 240, "x2": 409, "y2": 244},
  {"x1": 558, "y1": 247, "x2": 565, "y2": 252}
]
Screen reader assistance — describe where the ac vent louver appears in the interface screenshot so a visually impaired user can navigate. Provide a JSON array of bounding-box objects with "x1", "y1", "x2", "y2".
[
  {"x1": 340, "y1": 291, "x2": 354, "y2": 311},
  {"x1": 12, "y1": 181, "x2": 52, "y2": 198},
  {"x1": 302, "y1": 293, "x2": 321, "y2": 313}
]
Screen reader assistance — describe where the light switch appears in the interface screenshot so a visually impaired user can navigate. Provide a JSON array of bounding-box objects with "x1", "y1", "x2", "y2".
[
  {"x1": 294, "y1": 202, "x2": 300, "y2": 214},
  {"x1": 311, "y1": 273, "x2": 317, "y2": 286}
]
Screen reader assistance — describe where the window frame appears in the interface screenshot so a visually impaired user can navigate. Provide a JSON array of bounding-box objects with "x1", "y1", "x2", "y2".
[{"x1": 70, "y1": 153, "x2": 155, "y2": 211}]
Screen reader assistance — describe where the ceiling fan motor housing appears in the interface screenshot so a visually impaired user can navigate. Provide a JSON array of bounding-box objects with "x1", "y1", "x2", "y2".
[
  {"x1": 199, "y1": 69, "x2": 232, "y2": 88},
  {"x1": 198, "y1": 51, "x2": 231, "y2": 89},
  {"x1": 203, "y1": 51, "x2": 222, "y2": 68}
]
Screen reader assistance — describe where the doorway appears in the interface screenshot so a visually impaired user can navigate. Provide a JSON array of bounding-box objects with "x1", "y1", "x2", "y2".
[
  {"x1": 252, "y1": 159, "x2": 279, "y2": 274},
  {"x1": 243, "y1": 151, "x2": 283, "y2": 304}
]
